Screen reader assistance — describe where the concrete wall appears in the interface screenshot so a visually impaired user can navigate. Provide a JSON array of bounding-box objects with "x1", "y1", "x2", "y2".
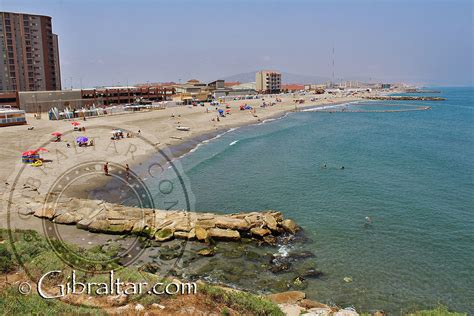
[{"x1": 19, "y1": 90, "x2": 82, "y2": 112}]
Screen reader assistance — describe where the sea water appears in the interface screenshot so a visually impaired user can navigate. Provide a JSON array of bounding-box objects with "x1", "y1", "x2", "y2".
[{"x1": 153, "y1": 88, "x2": 474, "y2": 313}]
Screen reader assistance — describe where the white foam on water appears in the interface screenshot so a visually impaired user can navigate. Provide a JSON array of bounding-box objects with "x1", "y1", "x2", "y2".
[
  {"x1": 229, "y1": 140, "x2": 239, "y2": 146},
  {"x1": 277, "y1": 245, "x2": 290, "y2": 257}
]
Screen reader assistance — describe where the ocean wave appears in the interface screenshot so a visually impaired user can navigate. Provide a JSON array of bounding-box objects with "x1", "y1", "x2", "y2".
[
  {"x1": 302, "y1": 102, "x2": 355, "y2": 112},
  {"x1": 229, "y1": 140, "x2": 239, "y2": 146}
]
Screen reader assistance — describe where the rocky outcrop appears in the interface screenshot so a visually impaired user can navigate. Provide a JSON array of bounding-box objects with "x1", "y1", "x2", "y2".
[
  {"x1": 267, "y1": 290, "x2": 360, "y2": 316},
  {"x1": 267, "y1": 291, "x2": 306, "y2": 304},
  {"x1": 33, "y1": 197, "x2": 299, "y2": 243}
]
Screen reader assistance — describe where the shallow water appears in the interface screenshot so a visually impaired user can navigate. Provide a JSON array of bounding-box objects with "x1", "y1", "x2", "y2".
[{"x1": 143, "y1": 88, "x2": 473, "y2": 314}]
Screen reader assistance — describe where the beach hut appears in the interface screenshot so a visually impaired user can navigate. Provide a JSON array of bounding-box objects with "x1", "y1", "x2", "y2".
[{"x1": 0, "y1": 106, "x2": 27, "y2": 127}]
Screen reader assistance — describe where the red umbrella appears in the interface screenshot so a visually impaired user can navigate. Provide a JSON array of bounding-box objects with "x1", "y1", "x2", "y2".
[
  {"x1": 71, "y1": 122, "x2": 81, "y2": 126},
  {"x1": 36, "y1": 147, "x2": 48, "y2": 153},
  {"x1": 225, "y1": 109, "x2": 231, "y2": 113},
  {"x1": 22, "y1": 150, "x2": 37, "y2": 156},
  {"x1": 51, "y1": 132, "x2": 62, "y2": 136}
]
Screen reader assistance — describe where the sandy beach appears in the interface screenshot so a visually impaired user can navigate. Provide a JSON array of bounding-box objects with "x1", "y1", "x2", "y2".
[{"x1": 0, "y1": 92, "x2": 373, "y2": 237}]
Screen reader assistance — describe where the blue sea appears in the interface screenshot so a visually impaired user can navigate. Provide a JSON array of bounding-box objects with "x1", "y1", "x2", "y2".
[{"x1": 154, "y1": 88, "x2": 474, "y2": 313}]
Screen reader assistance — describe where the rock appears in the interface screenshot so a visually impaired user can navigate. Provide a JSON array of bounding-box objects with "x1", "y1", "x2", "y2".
[
  {"x1": 250, "y1": 227, "x2": 271, "y2": 237},
  {"x1": 174, "y1": 230, "x2": 195, "y2": 239},
  {"x1": 278, "y1": 303, "x2": 305, "y2": 316},
  {"x1": 281, "y1": 219, "x2": 299, "y2": 234},
  {"x1": 208, "y1": 228, "x2": 240, "y2": 241},
  {"x1": 267, "y1": 291, "x2": 306, "y2": 304},
  {"x1": 34, "y1": 207, "x2": 56, "y2": 219},
  {"x1": 214, "y1": 217, "x2": 250, "y2": 230},
  {"x1": 159, "y1": 249, "x2": 179, "y2": 261},
  {"x1": 85, "y1": 220, "x2": 113, "y2": 233},
  {"x1": 333, "y1": 309, "x2": 359, "y2": 316},
  {"x1": 139, "y1": 262, "x2": 160, "y2": 274},
  {"x1": 304, "y1": 307, "x2": 332, "y2": 316},
  {"x1": 195, "y1": 226, "x2": 208, "y2": 241},
  {"x1": 343, "y1": 276, "x2": 353, "y2": 283},
  {"x1": 54, "y1": 212, "x2": 80, "y2": 224},
  {"x1": 289, "y1": 251, "x2": 315, "y2": 260},
  {"x1": 263, "y1": 235, "x2": 278, "y2": 245},
  {"x1": 197, "y1": 248, "x2": 215, "y2": 257},
  {"x1": 154, "y1": 228, "x2": 174, "y2": 241},
  {"x1": 263, "y1": 214, "x2": 278, "y2": 231},
  {"x1": 300, "y1": 268, "x2": 323, "y2": 279},
  {"x1": 270, "y1": 262, "x2": 292, "y2": 273},
  {"x1": 299, "y1": 299, "x2": 330, "y2": 310},
  {"x1": 135, "y1": 303, "x2": 145, "y2": 311}
]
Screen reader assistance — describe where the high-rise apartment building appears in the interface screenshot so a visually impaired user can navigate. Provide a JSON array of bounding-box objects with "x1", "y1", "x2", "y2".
[
  {"x1": 256, "y1": 70, "x2": 281, "y2": 94},
  {"x1": 0, "y1": 11, "x2": 61, "y2": 92}
]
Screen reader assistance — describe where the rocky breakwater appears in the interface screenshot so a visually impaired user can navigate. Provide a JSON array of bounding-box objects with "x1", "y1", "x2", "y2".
[
  {"x1": 32, "y1": 197, "x2": 299, "y2": 242},
  {"x1": 364, "y1": 96, "x2": 445, "y2": 101}
]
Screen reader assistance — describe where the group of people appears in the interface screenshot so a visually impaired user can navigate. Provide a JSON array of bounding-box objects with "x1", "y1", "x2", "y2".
[
  {"x1": 103, "y1": 162, "x2": 130, "y2": 179},
  {"x1": 111, "y1": 131, "x2": 137, "y2": 140}
]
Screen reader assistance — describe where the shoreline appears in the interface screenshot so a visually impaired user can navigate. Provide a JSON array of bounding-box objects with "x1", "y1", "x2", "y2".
[
  {"x1": 0, "y1": 93, "x2": 373, "y2": 235},
  {"x1": 69, "y1": 97, "x2": 364, "y2": 203}
]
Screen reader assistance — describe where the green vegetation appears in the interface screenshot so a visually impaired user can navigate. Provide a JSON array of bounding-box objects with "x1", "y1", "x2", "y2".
[
  {"x1": 0, "y1": 287, "x2": 101, "y2": 315},
  {"x1": 0, "y1": 229, "x2": 286, "y2": 315},
  {"x1": 408, "y1": 305, "x2": 467, "y2": 316},
  {"x1": 200, "y1": 284, "x2": 284, "y2": 316}
]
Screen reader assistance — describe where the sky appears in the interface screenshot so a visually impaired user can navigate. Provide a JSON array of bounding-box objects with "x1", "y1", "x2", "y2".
[{"x1": 1, "y1": 0, "x2": 472, "y2": 87}]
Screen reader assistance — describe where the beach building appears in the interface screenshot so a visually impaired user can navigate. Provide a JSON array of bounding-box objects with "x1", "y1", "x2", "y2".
[
  {"x1": 0, "y1": 105, "x2": 26, "y2": 126},
  {"x1": 1, "y1": 84, "x2": 175, "y2": 112},
  {"x1": 0, "y1": 11, "x2": 61, "y2": 92},
  {"x1": 256, "y1": 70, "x2": 281, "y2": 94},
  {"x1": 281, "y1": 84, "x2": 305, "y2": 93},
  {"x1": 81, "y1": 85, "x2": 174, "y2": 106}
]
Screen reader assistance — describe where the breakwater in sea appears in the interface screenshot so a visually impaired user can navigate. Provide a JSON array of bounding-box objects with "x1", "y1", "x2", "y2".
[
  {"x1": 363, "y1": 96, "x2": 445, "y2": 101},
  {"x1": 32, "y1": 197, "x2": 299, "y2": 242}
]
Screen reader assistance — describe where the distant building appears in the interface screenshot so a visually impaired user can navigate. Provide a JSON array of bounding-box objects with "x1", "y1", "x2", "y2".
[
  {"x1": 0, "y1": 11, "x2": 61, "y2": 92},
  {"x1": 256, "y1": 70, "x2": 281, "y2": 94},
  {"x1": 281, "y1": 84, "x2": 305, "y2": 92},
  {"x1": 381, "y1": 83, "x2": 391, "y2": 89}
]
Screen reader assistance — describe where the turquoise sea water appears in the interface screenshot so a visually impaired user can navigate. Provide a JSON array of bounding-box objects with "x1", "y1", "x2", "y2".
[{"x1": 154, "y1": 88, "x2": 474, "y2": 313}]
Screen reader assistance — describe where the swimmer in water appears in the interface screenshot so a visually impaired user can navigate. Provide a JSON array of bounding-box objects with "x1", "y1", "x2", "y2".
[
  {"x1": 364, "y1": 216, "x2": 373, "y2": 229},
  {"x1": 341, "y1": 166, "x2": 345, "y2": 170}
]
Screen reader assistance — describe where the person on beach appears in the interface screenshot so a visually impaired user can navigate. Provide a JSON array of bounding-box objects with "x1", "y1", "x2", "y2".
[
  {"x1": 125, "y1": 164, "x2": 130, "y2": 179},
  {"x1": 104, "y1": 162, "x2": 109, "y2": 176}
]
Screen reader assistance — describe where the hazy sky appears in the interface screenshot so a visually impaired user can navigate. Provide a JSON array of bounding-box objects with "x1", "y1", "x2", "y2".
[{"x1": 1, "y1": 0, "x2": 472, "y2": 87}]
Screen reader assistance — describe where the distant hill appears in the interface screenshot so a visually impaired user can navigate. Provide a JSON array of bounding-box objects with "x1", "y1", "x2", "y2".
[
  {"x1": 220, "y1": 71, "x2": 377, "y2": 84},
  {"x1": 220, "y1": 71, "x2": 330, "y2": 84}
]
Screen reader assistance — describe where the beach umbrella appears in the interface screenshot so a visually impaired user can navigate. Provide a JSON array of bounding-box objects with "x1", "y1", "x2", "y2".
[
  {"x1": 35, "y1": 147, "x2": 49, "y2": 153},
  {"x1": 76, "y1": 136, "x2": 88, "y2": 143},
  {"x1": 22, "y1": 150, "x2": 37, "y2": 156},
  {"x1": 51, "y1": 132, "x2": 62, "y2": 136},
  {"x1": 225, "y1": 109, "x2": 231, "y2": 113},
  {"x1": 71, "y1": 121, "x2": 81, "y2": 126}
]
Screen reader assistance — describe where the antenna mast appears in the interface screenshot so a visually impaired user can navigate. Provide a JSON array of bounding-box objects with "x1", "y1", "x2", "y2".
[{"x1": 332, "y1": 47, "x2": 335, "y2": 87}]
